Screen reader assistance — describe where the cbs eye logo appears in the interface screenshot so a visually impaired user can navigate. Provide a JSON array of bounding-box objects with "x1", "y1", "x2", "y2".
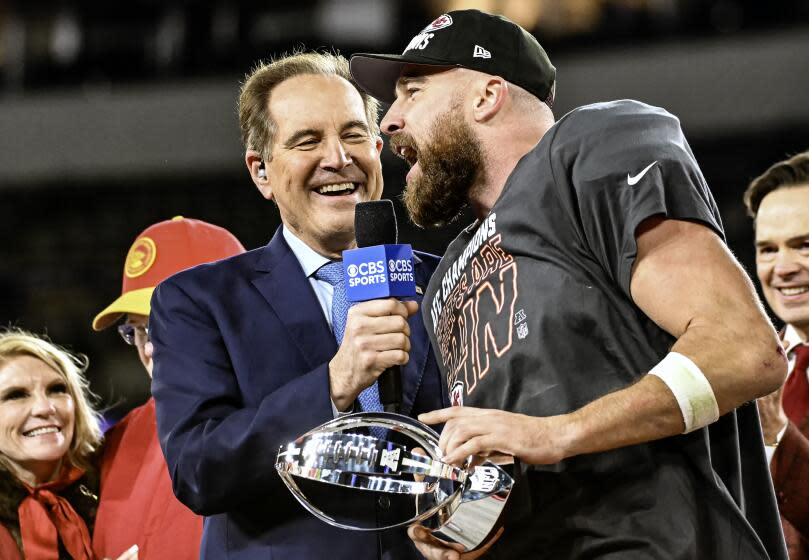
[
  {"x1": 387, "y1": 258, "x2": 414, "y2": 273},
  {"x1": 346, "y1": 261, "x2": 386, "y2": 277}
]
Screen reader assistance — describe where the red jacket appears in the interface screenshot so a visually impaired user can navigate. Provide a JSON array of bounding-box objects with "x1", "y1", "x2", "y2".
[
  {"x1": 772, "y1": 419, "x2": 809, "y2": 560},
  {"x1": 0, "y1": 526, "x2": 22, "y2": 559},
  {"x1": 92, "y1": 398, "x2": 202, "y2": 559}
]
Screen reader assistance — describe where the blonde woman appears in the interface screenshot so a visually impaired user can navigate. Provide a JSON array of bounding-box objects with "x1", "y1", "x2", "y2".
[{"x1": 0, "y1": 330, "x2": 137, "y2": 560}]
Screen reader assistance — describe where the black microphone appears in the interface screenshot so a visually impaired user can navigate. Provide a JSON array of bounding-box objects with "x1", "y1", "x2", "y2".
[{"x1": 353, "y1": 200, "x2": 406, "y2": 414}]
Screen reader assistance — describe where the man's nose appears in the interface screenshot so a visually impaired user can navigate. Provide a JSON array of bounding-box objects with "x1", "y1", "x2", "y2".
[
  {"x1": 321, "y1": 139, "x2": 353, "y2": 171},
  {"x1": 773, "y1": 248, "x2": 801, "y2": 276},
  {"x1": 380, "y1": 103, "x2": 404, "y2": 135}
]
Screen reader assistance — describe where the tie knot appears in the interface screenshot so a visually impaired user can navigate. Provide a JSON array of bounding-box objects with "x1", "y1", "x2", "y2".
[{"x1": 314, "y1": 261, "x2": 343, "y2": 286}]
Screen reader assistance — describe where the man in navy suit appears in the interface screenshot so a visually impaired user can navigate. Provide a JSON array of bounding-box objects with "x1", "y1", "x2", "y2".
[{"x1": 149, "y1": 51, "x2": 445, "y2": 559}]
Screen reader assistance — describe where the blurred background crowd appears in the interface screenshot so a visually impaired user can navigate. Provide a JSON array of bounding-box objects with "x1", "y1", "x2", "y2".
[{"x1": 2, "y1": 0, "x2": 808, "y2": 424}]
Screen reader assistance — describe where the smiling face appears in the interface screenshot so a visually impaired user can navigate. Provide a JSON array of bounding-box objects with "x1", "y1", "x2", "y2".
[
  {"x1": 0, "y1": 355, "x2": 75, "y2": 485},
  {"x1": 755, "y1": 184, "x2": 809, "y2": 340},
  {"x1": 259, "y1": 73, "x2": 383, "y2": 257}
]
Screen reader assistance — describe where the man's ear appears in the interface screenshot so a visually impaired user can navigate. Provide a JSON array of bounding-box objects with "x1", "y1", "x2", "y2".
[
  {"x1": 246, "y1": 150, "x2": 272, "y2": 200},
  {"x1": 472, "y1": 76, "x2": 508, "y2": 123},
  {"x1": 374, "y1": 135, "x2": 384, "y2": 155}
]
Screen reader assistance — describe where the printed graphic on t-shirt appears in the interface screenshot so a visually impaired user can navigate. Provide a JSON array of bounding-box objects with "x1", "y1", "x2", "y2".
[{"x1": 428, "y1": 213, "x2": 520, "y2": 399}]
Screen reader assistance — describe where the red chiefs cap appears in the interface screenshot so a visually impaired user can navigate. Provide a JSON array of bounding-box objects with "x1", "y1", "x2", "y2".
[{"x1": 92, "y1": 216, "x2": 245, "y2": 330}]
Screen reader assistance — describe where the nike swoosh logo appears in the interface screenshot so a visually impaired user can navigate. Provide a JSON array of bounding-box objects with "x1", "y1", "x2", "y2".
[{"x1": 627, "y1": 161, "x2": 658, "y2": 186}]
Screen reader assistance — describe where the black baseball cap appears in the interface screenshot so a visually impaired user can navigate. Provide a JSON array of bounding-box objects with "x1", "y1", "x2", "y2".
[{"x1": 350, "y1": 9, "x2": 556, "y2": 105}]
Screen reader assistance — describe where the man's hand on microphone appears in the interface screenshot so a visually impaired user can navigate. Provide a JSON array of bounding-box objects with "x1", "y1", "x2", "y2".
[{"x1": 329, "y1": 298, "x2": 418, "y2": 411}]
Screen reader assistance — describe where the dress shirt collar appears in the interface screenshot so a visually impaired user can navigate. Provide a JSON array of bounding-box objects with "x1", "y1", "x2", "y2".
[
  {"x1": 282, "y1": 226, "x2": 332, "y2": 278},
  {"x1": 783, "y1": 324, "x2": 806, "y2": 356}
]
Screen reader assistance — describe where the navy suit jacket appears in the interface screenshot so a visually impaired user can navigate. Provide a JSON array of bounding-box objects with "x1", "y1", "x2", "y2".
[{"x1": 150, "y1": 227, "x2": 446, "y2": 560}]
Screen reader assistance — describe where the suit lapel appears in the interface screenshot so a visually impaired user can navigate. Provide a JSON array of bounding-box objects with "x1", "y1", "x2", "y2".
[
  {"x1": 250, "y1": 231, "x2": 433, "y2": 415},
  {"x1": 251, "y1": 229, "x2": 338, "y2": 371}
]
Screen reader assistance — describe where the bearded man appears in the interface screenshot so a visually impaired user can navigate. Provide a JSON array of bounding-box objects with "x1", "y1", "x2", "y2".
[{"x1": 350, "y1": 9, "x2": 788, "y2": 560}]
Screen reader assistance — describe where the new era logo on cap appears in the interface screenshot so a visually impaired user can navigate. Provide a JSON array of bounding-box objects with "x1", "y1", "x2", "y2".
[{"x1": 473, "y1": 45, "x2": 491, "y2": 59}]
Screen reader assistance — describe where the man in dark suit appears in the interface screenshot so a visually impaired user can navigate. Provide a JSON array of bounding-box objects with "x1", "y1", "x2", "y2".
[
  {"x1": 149, "y1": 51, "x2": 445, "y2": 560},
  {"x1": 745, "y1": 151, "x2": 809, "y2": 559}
]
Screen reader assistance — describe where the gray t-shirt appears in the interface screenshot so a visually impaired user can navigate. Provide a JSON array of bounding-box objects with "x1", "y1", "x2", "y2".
[{"x1": 422, "y1": 100, "x2": 786, "y2": 559}]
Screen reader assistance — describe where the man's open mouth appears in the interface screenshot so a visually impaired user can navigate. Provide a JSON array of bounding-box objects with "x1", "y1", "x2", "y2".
[{"x1": 395, "y1": 145, "x2": 419, "y2": 168}]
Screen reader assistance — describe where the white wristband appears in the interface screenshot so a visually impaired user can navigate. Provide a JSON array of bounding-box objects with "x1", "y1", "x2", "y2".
[{"x1": 648, "y1": 352, "x2": 719, "y2": 433}]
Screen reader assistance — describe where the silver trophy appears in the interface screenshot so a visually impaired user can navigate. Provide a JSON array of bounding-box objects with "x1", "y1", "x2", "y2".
[{"x1": 275, "y1": 412, "x2": 514, "y2": 551}]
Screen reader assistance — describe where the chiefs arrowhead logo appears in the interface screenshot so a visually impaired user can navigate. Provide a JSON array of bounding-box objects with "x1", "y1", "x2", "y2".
[
  {"x1": 422, "y1": 14, "x2": 453, "y2": 33},
  {"x1": 450, "y1": 380, "x2": 464, "y2": 407}
]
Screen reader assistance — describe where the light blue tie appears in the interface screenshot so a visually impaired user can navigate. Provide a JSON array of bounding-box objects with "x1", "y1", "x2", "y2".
[{"x1": 314, "y1": 262, "x2": 386, "y2": 431}]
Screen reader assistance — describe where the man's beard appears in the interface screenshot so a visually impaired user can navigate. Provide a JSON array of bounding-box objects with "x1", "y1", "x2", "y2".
[{"x1": 392, "y1": 110, "x2": 483, "y2": 229}]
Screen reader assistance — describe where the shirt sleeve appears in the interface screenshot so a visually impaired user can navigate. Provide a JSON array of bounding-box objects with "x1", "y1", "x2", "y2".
[{"x1": 549, "y1": 100, "x2": 725, "y2": 296}]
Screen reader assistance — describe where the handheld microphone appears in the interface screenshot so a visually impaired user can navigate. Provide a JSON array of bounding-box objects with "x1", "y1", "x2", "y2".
[{"x1": 343, "y1": 200, "x2": 416, "y2": 414}]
